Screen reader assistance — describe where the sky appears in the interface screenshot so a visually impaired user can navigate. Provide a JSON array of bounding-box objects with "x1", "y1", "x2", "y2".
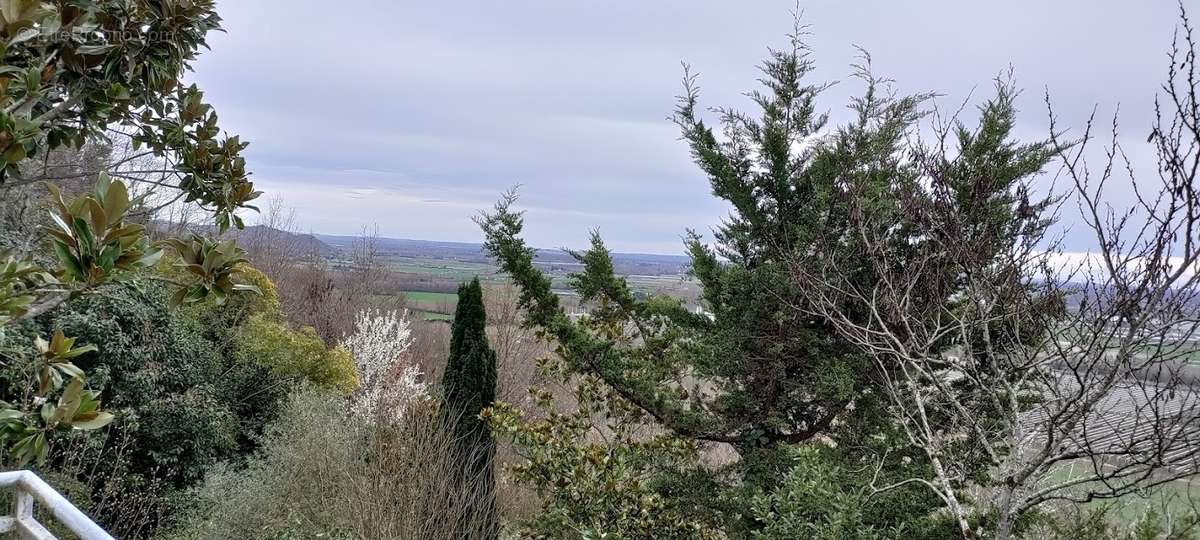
[{"x1": 189, "y1": 1, "x2": 1183, "y2": 254}]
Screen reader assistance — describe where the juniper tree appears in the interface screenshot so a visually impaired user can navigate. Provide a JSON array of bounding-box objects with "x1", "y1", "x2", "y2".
[
  {"x1": 478, "y1": 22, "x2": 931, "y2": 469},
  {"x1": 470, "y1": 17, "x2": 974, "y2": 535},
  {"x1": 475, "y1": 13, "x2": 1069, "y2": 535},
  {"x1": 442, "y1": 277, "x2": 498, "y2": 536}
]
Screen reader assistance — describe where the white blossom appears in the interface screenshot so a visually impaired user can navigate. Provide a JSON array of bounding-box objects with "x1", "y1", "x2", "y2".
[{"x1": 341, "y1": 309, "x2": 426, "y2": 422}]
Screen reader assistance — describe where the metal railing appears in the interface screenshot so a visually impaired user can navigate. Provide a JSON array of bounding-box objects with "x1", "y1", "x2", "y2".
[{"x1": 0, "y1": 471, "x2": 113, "y2": 540}]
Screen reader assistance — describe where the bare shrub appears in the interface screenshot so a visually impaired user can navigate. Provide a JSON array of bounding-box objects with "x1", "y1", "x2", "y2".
[
  {"x1": 233, "y1": 196, "x2": 358, "y2": 342},
  {"x1": 251, "y1": 218, "x2": 406, "y2": 344},
  {"x1": 342, "y1": 225, "x2": 388, "y2": 301},
  {"x1": 178, "y1": 390, "x2": 496, "y2": 539},
  {"x1": 239, "y1": 195, "x2": 308, "y2": 280},
  {"x1": 38, "y1": 430, "x2": 170, "y2": 539},
  {"x1": 484, "y1": 282, "x2": 545, "y2": 405},
  {"x1": 277, "y1": 253, "x2": 359, "y2": 343},
  {"x1": 411, "y1": 318, "x2": 452, "y2": 385},
  {"x1": 481, "y1": 283, "x2": 555, "y2": 523}
]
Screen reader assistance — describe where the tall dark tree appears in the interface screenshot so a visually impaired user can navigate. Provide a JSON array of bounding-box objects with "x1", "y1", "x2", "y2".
[{"x1": 441, "y1": 277, "x2": 498, "y2": 537}]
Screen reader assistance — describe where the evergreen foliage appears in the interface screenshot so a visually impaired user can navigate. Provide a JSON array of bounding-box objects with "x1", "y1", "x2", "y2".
[
  {"x1": 0, "y1": 264, "x2": 360, "y2": 536},
  {"x1": 478, "y1": 30, "x2": 898, "y2": 459},
  {"x1": 476, "y1": 24, "x2": 946, "y2": 534},
  {"x1": 475, "y1": 16, "x2": 1065, "y2": 536},
  {"x1": 441, "y1": 277, "x2": 498, "y2": 536},
  {"x1": 0, "y1": 3, "x2": 1192, "y2": 538},
  {"x1": 443, "y1": 278, "x2": 497, "y2": 442},
  {"x1": 0, "y1": 0, "x2": 263, "y2": 469},
  {"x1": 235, "y1": 315, "x2": 358, "y2": 395},
  {"x1": 0, "y1": 0, "x2": 257, "y2": 226}
]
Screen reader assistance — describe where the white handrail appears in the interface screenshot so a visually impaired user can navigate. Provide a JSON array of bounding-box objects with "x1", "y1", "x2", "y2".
[{"x1": 0, "y1": 470, "x2": 114, "y2": 540}]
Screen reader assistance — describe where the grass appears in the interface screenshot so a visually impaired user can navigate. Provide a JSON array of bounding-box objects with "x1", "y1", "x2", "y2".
[
  {"x1": 401, "y1": 291, "x2": 458, "y2": 322},
  {"x1": 1041, "y1": 463, "x2": 1199, "y2": 524},
  {"x1": 403, "y1": 291, "x2": 458, "y2": 304},
  {"x1": 403, "y1": 291, "x2": 457, "y2": 316},
  {"x1": 418, "y1": 311, "x2": 453, "y2": 322},
  {"x1": 383, "y1": 254, "x2": 702, "y2": 304}
]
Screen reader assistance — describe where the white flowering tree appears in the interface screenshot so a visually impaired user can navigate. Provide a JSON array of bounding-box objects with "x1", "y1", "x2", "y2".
[{"x1": 341, "y1": 309, "x2": 426, "y2": 422}]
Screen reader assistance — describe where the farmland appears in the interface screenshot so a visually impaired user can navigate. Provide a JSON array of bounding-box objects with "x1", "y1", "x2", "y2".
[
  {"x1": 317, "y1": 234, "x2": 703, "y2": 319},
  {"x1": 401, "y1": 290, "x2": 458, "y2": 321}
]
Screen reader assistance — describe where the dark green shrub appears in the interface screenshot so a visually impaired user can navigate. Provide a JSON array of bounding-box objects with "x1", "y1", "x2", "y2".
[{"x1": 0, "y1": 273, "x2": 292, "y2": 535}]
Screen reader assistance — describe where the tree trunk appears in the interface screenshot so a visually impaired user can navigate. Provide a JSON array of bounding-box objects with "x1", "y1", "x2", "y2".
[
  {"x1": 996, "y1": 516, "x2": 1014, "y2": 540},
  {"x1": 994, "y1": 484, "x2": 1016, "y2": 540},
  {"x1": 928, "y1": 452, "x2": 973, "y2": 539}
]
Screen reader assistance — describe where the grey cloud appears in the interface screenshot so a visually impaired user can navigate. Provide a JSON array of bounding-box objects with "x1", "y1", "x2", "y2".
[{"x1": 194, "y1": 0, "x2": 1180, "y2": 253}]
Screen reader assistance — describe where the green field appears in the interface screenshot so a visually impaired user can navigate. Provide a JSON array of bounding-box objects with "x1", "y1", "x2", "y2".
[
  {"x1": 403, "y1": 291, "x2": 458, "y2": 304},
  {"x1": 1043, "y1": 464, "x2": 1198, "y2": 523},
  {"x1": 384, "y1": 256, "x2": 500, "y2": 283},
  {"x1": 402, "y1": 290, "x2": 457, "y2": 322},
  {"x1": 380, "y1": 253, "x2": 703, "y2": 318}
]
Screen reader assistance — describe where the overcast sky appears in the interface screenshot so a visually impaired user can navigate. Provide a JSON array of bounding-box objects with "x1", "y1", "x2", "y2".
[{"x1": 189, "y1": 1, "x2": 1181, "y2": 254}]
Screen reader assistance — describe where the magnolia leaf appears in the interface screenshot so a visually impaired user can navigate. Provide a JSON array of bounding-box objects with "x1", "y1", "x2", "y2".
[
  {"x1": 85, "y1": 197, "x2": 107, "y2": 234},
  {"x1": 71, "y1": 411, "x2": 113, "y2": 430},
  {"x1": 102, "y1": 177, "x2": 129, "y2": 220},
  {"x1": 48, "y1": 328, "x2": 66, "y2": 351},
  {"x1": 72, "y1": 216, "x2": 94, "y2": 251},
  {"x1": 33, "y1": 433, "x2": 46, "y2": 464},
  {"x1": 93, "y1": 173, "x2": 110, "y2": 200},
  {"x1": 46, "y1": 205, "x2": 70, "y2": 234},
  {"x1": 76, "y1": 394, "x2": 99, "y2": 416},
  {"x1": 171, "y1": 286, "x2": 188, "y2": 307},
  {"x1": 53, "y1": 241, "x2": 84, "y2": 281},
  {"x1": 52, "y1": 363, "x2": 84, "y2": 380},
  {"x1": 211, "y1": 286, "x2": 227, "y2": 305},
  {"x1": 102, "y1": 223, "x2": 144, "y2": 245},
  {"x1": 10, "y1": 434, "x2": 34, "y2": 465},
  {"x1": 136, "y1": 249, "x2": 163, "y2": 268},
  {"x1": 62, "y1": 343, "x2": 96, "y2": 358},
  {"x1": 231, "y1": 283, "x2": 262, "y2": 295},
  {"x1": 33, "y1": 334, "x2": 48, "y2": 354}
]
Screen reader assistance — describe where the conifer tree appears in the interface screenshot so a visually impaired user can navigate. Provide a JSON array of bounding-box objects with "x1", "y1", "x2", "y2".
[
  {"x1": 441, "y1": 277, "x2": 498, "y2": 536},
  {"x1": 478, "y1": 22, "x2": 921, "y2": 464},
  {"x1": 476, "y1": 14, "x2": 1051, "y2": 535}
]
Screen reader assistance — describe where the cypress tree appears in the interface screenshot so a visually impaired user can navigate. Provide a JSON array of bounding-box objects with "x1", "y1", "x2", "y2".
[{"x1": 442, "y1": 277, "x2": 498, "y2": 536}]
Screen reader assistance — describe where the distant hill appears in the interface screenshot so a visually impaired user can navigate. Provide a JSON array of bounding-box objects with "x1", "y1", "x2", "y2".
[
  {"x1": 153, "y1": 222, "x2": 335, "y2": 257},
  {"x1": 236, "y1": 226, "x2": 335, "y2": 256},
  {"x1": 315, "y1": 234, "x2": 693, "y2": 276}
]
